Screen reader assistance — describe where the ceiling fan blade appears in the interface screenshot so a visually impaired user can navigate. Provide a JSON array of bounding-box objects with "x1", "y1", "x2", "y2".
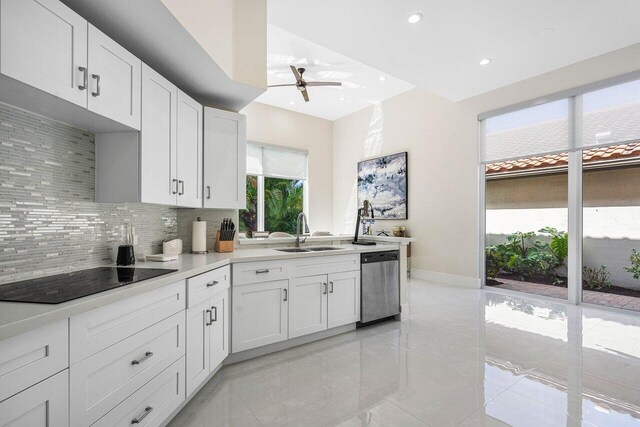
[
  {"x1": 290, "y1": 65, "x2": 303, "y2": 83},
  {"x1": 301, "y1": 88, "x2": 309, "y2": 102},
  {"x1": 267, "y1": 84, "x2": 297, "y2": 87},
  {"x1": 305, "y1": 82, "x2": 342, "y2": 87}
]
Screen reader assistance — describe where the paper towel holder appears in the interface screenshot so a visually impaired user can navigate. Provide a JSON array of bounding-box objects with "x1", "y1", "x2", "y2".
[{"x1": 191, "y1": 217, "x2": 209, "y2": 254}]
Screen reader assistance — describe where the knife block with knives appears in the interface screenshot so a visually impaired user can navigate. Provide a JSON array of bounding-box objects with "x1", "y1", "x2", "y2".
[{"x1": 214, "y1": 218, "x2": 236, "y2": 253}]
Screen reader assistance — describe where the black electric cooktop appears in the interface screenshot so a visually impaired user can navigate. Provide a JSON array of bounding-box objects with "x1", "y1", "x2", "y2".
[{"x1": 0, "y1": 267, "x2": 177, "y2": 304}]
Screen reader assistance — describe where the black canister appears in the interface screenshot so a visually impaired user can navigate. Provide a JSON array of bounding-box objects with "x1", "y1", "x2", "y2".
[{"x1": 116, "y1": 245, "x2": 135, "y2": 266}]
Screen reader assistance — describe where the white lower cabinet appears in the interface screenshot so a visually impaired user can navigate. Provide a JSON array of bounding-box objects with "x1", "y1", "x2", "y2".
[
  {"x1": 0, "y1": 319, "x2": 68, "y2": 402},
  {"x1": 91, "y1": 357, "x2": 185, "y2": 427},
  {"x1": 185, "y1": 288, "x2": 229, "y2": 397},
  {"x1": 0, "y1": 370, "x2": 69, "y2": 427},
  {"x1": 70, "y1": 312, "x2": 185, "y2": 427},
  {"x1": 288, "y1": 270, "x2": 360, "y2": 339},
  {"x1": 289, "y1": 275, "x2": 328, "y2": 339},
  {"x1": 328, "y1": 271, "x2": 361, "y2": 328},
  {"x1": 185, "y1": 266, "x2": 230, "y2": 397},
  {"x1": 232, "y1": 280, "x2": 289, "y2": 353}
]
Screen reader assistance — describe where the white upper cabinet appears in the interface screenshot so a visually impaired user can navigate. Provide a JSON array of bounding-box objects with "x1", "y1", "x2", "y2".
[
  {"x1": 177, "y1": 91, "x2": 203, "y2": 208},
  {"x1": 97, "y1": 65, "x2": 204, "y2": 208},
  {"x1": 0, "y1": 0, "x2": 142, "y2": 130},
  {"x1": 140, "y1": 63, "x2": 178, "y2": 206},
  {"x1": 0, "y1": 0, "x2": 88, "y2": 107},
  {"x1": 203, "y1": 108, "x2": 247, "y2": 209},
  {"x1": 87, "y1": 24, "x2": 141, "y2": 130}
]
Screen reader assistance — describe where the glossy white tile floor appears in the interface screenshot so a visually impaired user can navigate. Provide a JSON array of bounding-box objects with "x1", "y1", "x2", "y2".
[{"x1": 168, "y1": 279, "x2": 640, "y2": 426}]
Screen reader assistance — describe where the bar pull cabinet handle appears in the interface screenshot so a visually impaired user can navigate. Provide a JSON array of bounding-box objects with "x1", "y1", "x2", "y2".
[
  {"x1": 207, "y1": 186, "x2": 211, "y2": 199},
  {"x1": 211, "y1": 306, "x2": 217, "y2": 322},
  {"x1": 78, "y1": 66, "x2": 88, "y2": 90},
  {"x1": 172, "y1": 179, "x2": 178, "y2": 194},
  {"x1": 323, "y1": 283, "x2": 327, "y2": 295},
  {"x1": 91, "y1": 74, "x2": 101, "y2": 97},
  {"x1": 131, "y1": 406, "x2": 153, "y2": 424},
  {"x1": 255, "y1": 269, "x2": 270, "y2": 274},
  {"x1": 329, "y1": 281, "x2": 334, "y2": 293},
  {"x1": 131, "y1": 351, "x2": 153, "y2": 365},
  {"x1": 283, "y1": 288, "x2": 288, "y2": 302},
  {"x1": 206, "y1": 309, "x2": 212, "y2": 326},
  {"x1": 179, "y1": 180, "x2": 184, "y2": 195},
  {"x1": 206, "y1": 280, "x2": 219, "y2": 287}
]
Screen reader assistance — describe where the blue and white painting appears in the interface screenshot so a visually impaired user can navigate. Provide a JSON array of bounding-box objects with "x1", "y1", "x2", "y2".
[{"x1": 357, "y1": 152, "x2": 408, "y2": 219}]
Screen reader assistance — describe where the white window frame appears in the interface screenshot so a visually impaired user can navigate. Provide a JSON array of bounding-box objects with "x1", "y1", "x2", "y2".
[{"x1": 478, "y1": 70, "x2": 640, "y2": 309}]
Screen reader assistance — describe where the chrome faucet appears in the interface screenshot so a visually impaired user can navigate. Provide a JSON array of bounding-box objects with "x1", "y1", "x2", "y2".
[{"x1": 295, "y1": 212, "x2": 310, "y2": 248}]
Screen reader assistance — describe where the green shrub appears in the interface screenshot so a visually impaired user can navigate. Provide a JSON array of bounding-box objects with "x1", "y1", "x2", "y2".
[
  {"x1": 485, "y1": 245, "x2": 508, "y2": 280},
  {"x1": 539, "y1": 227, "x2": 568, "y2": 268},
  {"x1": 486, "y1": 227, "x2": 568, "y2": 283},
  {"x1": 583, "y1": 265, "x2": 612, "y2": 290},
  {"x1": 625, "y1": 249, "x2": 640, "y2": 280}
]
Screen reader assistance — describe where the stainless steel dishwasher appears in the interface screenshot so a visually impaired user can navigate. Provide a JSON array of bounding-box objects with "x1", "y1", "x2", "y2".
[{"x1": 360, "y1": 250, "x2": 400, "y2": 324}]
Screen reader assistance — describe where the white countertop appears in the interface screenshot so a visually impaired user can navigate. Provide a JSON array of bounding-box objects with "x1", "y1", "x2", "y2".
[
  {"x1": 238, "y1": 234, "x2": 416, "y2": 246},
  {"x1": 0, "y1": 243, "x2": 399, "y2": 341}
]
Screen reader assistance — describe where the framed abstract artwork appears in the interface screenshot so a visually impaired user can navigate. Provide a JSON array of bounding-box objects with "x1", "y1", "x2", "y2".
[{"x1": 357, "y1": 152, "x2": 408, "y2": 219}]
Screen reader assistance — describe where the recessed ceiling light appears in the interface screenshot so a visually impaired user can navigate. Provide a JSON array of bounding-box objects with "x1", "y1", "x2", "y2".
[
  {"x1": 289, "y1": 101, "x2": 295, "y2": 105},
  {"x1": 407, "y1": 13, "x2": 423, "y2": 24},
  {"x1": 479, "y1": 58, "x2": 492, "y2": 66},
  {"x1": 339, "y1": 97, "x2": 346, "y2": 101},
  {"x1": 379, "y1": 76, "x2": 387, "y2": 82}
]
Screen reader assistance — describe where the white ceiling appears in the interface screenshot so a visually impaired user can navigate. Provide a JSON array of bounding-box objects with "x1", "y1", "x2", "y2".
[
  {"x1": 268, "y1": 0, "x2": 640, "y2": 102},
  {"x1": 255, "y1": 25, "x2": 414, "y2": 121}
]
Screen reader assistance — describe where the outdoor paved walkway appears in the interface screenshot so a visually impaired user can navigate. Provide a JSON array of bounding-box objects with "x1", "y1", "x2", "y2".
[{"x1": 489, "y1": 278, "x2": 640, "y2": 312}]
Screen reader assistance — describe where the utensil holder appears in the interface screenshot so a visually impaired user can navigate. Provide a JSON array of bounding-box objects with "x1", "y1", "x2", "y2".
[{"x1": 214, "y1": 231, "x2": 234, "y2": 253}]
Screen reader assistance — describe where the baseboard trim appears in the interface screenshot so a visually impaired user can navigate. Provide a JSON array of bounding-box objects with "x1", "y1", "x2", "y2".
[
  {"x1": 412, "y1": 269, "x2": 481, "y2": 288},
  {"x1": 225, "y1": 323, "x2": 356, "y2": 364}
]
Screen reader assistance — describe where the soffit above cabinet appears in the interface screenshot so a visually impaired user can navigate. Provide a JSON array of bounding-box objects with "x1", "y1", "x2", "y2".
[{"x1": 61, "y1": 0, "x2": 265, "y2": 112}]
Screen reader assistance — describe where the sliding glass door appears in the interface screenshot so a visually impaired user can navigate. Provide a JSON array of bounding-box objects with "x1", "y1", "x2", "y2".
[
  {"x1": 579, "y1": 80, "x2": 640, "y2": 311},
  {"x1": 483, "y1": 101, "x2": 570, "y2": 299},
  {"x1": 481, "y1": 75, "x2": 640, "y2": 311}
]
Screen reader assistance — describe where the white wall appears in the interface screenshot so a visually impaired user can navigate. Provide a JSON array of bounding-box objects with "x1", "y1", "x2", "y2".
[
  {"x1": 241, "y1": 102, "x2": 334, "y2": 232},
  {"x1": 161, "y1": 0, "x2": 266, "y2": 89},
  {"x1": 333, "y1": 43, "x2": 640, "y2": 283}
]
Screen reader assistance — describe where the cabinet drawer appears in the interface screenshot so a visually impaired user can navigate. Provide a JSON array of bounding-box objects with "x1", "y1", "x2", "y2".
[
  {"x1": 70, "y1": 280, "x2": 185, "y2": 364},
  {"x1": 92, "y1": 357, "x2": 185, "y2": 427},
  {"x1": 187, "y1": 265, "x2": 230, "y2": 308},
  {"x1": 232, "y1": 260, "x2": 289, "y2": 285},
  {"x1": 0, "y1": 319, "x2": 68, "y2": 402},
  {"x1": 290, "y1": 254, "x2": 360, "y2": 278},
  {"x1": 0, "y1": 369, "x2": 68, "y2": 427},
  {"x1": 70, "y1": 312, "x2": 184, "y2": 427}
]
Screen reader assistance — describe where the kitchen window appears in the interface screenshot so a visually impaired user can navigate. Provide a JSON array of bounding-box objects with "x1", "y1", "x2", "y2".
[{"x1": 240, "y1": 143, "x2": 308, "y2": 237}]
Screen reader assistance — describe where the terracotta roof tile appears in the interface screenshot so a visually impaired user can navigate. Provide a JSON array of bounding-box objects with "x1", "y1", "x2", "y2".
[{"x1": 487, "y1": 143, "x2": 640, "y2": 175}]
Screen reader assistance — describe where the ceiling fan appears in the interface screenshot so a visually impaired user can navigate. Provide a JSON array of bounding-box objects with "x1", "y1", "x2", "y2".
[{"x1": 268, "y1": 65, "x2": 342, "y2": 102}]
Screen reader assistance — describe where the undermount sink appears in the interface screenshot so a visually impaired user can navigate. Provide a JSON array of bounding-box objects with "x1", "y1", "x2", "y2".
[
  {"x1": 306, "y1": 247, "x2": 344, "y2": 251},
  {"x1": 275, "y1": 246, "x2": 344, "y2": 253},
  {"x1": 276, "y1": 246, "x2": 343, "y2": 253}
]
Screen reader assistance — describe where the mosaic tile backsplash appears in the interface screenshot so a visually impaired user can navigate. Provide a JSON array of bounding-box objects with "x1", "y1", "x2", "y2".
[{"x1": 0, "y1": 103, "x2": 178, "y2": 284}]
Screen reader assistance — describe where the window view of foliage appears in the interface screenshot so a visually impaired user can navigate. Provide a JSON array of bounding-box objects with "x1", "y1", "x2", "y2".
[
  {"x1": 239, "y1": 175, "x2": 257, "y2": 237},
  {"x1": 264, "y1": 178, "x2": 304, "y2": 235}
]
